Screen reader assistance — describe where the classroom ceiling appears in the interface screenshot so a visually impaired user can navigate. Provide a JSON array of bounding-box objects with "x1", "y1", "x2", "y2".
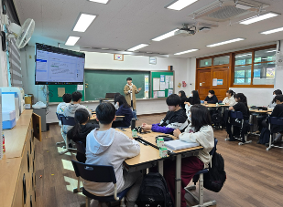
[{"x1": 13, "y1": 0, "x2": 283, "y2": 58}]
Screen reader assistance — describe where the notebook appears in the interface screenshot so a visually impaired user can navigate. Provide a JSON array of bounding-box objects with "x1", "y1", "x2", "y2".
[{"x1": 164, "y1": 140, "x2": 200, "y2": 151}]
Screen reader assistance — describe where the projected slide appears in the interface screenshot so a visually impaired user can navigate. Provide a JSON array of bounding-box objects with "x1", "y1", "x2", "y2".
[{"x1": 35, "y1": 48, "x2": 84, "y2": 84}]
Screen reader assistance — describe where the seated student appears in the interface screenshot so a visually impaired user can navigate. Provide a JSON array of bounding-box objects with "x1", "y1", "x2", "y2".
[
  {"x1": 268, "y1": 89, "x2": 282, "y2": 108},
  {"x1": 204, "y1": 90, "x2": 218, "y2": 104},
  {"x1": 112, "y1": 95, "x2": 133, "y2": 128},
  {"x1": 83, "y1": 103, "x2": 142, "y2": 207},
  {"x1": 164, "y1": 104, "x2": 214, "y2": 207},
  {"x1": 63, "y1": 91, "x2": 92, "y2": 133},
  {"x1": 184, "y1": 90, "x2": 201, "y2": 117},
  {"x1": 141, "y1": 94, "x2": 188, "y2": 134},
  {"x1": 67, "y1": 108, "x2": 99, "y2": 163},
  {"x1": 178, "y1": 90, "x2": 187, "y2": 110},
  {"x1": 226, "y1": 93, "x2": 249, "y2": 141},
  {"x1": 57, "y1": 93, "x2": 72, "y2": 115},
  {"x1": 223, "y1": 90, "x2": 236, "y2": 106},
  {"x1": 113, "y1": 92, "x2": 121, "y2": 110}
]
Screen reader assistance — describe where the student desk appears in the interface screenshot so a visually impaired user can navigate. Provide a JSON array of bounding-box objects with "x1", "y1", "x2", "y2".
[
  {"x1": 249, "y1": 109, "x2": 273, "y2": 114},
  {"x1": 121, "y1": 128, "x2": 203, "y2": 207},
  {"x1": 90, "y1": 114, "x2": 125, "y2": 122}
]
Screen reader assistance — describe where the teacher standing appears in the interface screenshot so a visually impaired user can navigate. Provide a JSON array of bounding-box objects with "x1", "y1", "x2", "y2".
[{"x1": 124, "y1": 77, "x2": 141, "y2": 117}]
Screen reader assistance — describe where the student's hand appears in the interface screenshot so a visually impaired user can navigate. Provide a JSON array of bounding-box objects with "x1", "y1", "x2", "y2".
[
  {"x1": 173, "y1": 129, "x2": 181, "y2": 138},
  {"x1": 204, "y1": 101, "x2": 207, "y2": 104},
  {"x1": 138, "y1": 87, "x2": 142, "y2": 91},
  {"x1": 229, "y1": 106, "x2": 234, "y2": 110},
  {"x1": 141, "y1": 123, "x2": 147, "y2": 127},
  {"x1": 142, "y1": 124, "x2": 152, "y2": 131},
  {"x1": 184, "y1": 102, "x2": 191, "y2": 106},
  {"x1": 225, "y1": 103, "x2": 230, "y2": 105}
]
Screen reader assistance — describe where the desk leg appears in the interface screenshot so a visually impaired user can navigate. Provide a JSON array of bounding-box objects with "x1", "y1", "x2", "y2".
[
  {"x1": 175, "y1": 154, "x2": 182, "y2": 207},
  {"x1": 158, "y1": 160, "x2": 163, "y2": 176}
]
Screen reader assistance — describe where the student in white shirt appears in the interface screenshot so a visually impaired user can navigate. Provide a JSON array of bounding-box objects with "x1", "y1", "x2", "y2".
[{"x1": 222, "y1": 90, "x2": 236, "y2": 106}]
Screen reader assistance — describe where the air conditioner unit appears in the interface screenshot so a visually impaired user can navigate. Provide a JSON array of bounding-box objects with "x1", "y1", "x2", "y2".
[{"x1": 190, "y1": 0, "x2": 269, "y2": 22}]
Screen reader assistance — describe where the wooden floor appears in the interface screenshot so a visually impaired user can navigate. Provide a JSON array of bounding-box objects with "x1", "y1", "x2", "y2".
[{"x1": 35, "y1": 114, "x2": 283, "y2": 207}]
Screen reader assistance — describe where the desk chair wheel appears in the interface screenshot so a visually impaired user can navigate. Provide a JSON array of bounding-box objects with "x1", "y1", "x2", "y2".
[{"x1": 56, "y1": 141, "x2": 65, "y2": 145}]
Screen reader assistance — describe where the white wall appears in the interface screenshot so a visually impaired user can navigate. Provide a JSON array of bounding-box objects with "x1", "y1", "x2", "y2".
[
  {"x1": 0, "y1": 1, "x2": 8, "y2": 87},
  {"x1": 20, "y1": 45, "x2": 190, "y2": 123}
]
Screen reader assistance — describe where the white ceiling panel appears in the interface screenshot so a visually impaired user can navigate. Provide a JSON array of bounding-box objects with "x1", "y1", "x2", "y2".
[{"x1": 13, "y1": 0, "x2": 283, "y2": 58}]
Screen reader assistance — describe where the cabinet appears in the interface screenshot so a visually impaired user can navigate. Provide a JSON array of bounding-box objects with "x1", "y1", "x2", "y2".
[{"x1": 0, "y1": 110, "x2": 41, "y2": 207}]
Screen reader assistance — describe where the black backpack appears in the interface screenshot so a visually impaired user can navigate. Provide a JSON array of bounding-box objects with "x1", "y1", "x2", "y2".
[
  {"x1": 136, "y1": 172, "x2": 174, "y2": 207},
  {"x1": 204, "y1": 151, "x2": 226, "y2": 192},
  {"x1": 258, "y1": 127, "x2": 270, "y2": 145}
]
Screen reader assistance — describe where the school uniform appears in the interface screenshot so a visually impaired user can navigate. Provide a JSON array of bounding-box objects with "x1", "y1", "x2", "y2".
[
  {"x1": 187, "y1": 97, "x2": 200, "y2": 105},
  {"x1": 222, "y1": 96, "x2": 236, "y2": 106},
  {"x1": 180, "y1": 97, "x2": 187, "y2": 111},
  {"x1": 226, "y1": 102, "x2": 249, "y2": 141},
  {"x1": 204, "y1": 95, "x2": 218, "y2": 104},
  {"x1": 270, "y1": 104, "x2": 283, "y2": 133},
  {"x1": 151, "y1": 109, "x2": 188, "y2": 134},
  {"x1": 112, "y1": 104, "x2": 133, "y2": 128},
  {"x1": 84, "y1": 128, "x2": 142, "y2": 207},
  {"x1": 164, "y1": 125, "x2": 214, "y2": 207}
]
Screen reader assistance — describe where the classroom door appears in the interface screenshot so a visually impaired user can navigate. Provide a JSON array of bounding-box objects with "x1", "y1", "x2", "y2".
[
  {"x1": 197, "y1": 69, "x2": 211, "y2": 100},
  {"x1": 211, "y1": 67, "x2": 229, "y2": 101}
]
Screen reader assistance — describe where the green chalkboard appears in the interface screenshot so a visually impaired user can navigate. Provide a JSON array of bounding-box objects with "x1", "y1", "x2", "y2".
[
  {"x1": 84, "y1": 70, "x2": 150, "y2": 101},
  {"x1": 48, "y1": 85, "x2": 85, "y2": 102},
  {"x1": 151, "y1": 71, "x2": 174, "y2": 98}
]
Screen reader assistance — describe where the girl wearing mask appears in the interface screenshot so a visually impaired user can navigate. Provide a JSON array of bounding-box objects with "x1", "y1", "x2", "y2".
[
  {"x1": 268, "y1": 89, "x2": 282, "y2": 108},
  {"x1": 204, "y1": 90, "x2": 218, "y2": 104}
]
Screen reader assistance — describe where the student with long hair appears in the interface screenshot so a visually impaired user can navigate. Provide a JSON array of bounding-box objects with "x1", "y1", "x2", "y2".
[
  {"x1": 184, "y1": 90, "x2": 200, "y2": 115},
  {"x1": 178, "y1": 90, "x2": 187, "y2": 110},
  {"x1": 112, "y1": 95, "x2": 133, "y2": 128},
  {"x1": 67, "y1": 108, "x2": 99, "y2": 162},
  {"x1": 223, "y1": 90, "x2": 236, "y2": 106},
  {"x1": 164, "y1": 105, "x2": 214, "y2": 207},
  {"x1": 226, "y1": 93, "x2": 249, "y2": 141}
]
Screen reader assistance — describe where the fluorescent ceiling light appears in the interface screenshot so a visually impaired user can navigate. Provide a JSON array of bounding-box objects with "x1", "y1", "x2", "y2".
[
  {"x1": 88, "y1": 0, "x2": 109, "y2": 4},
  {"x1": 152, "y1": 29, "x2": 179, "y2": 41},
  {"x1": 65, "y1": 36, "x2": 80, "y2": 46},
  {"x1": 207, "y1": 38, "x2": 245, "y2": 47},
  {"x1": 235, "y1": 3, "x2": 252, "y2": 10},
  {"x1": 239, "y1": 12, "x2": 279, "y2": 25},
  {"x1": 266, "y1": 50, "x2": 277, "y2": 53},
  {"x1": 174, "y1": 49, "x2": 198, "y2": 55},
  {"x1": 261, "y1": 26, "x2": 283, "y2": 35},
  {"x1": 73, "y1": 13, "x2": 96, "y2": 32},
  {"x1": 166, "y1": 0, "x2": 199, "y2": 11},
  {"x1": 127, "y1": 44, "x2": 148, "y2": 52}
]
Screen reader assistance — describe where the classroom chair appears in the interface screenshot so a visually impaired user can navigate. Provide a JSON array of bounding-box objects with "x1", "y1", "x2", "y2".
[
  {"x1": 73, "y1": 141, "x2": 86, "y2": 193},
  {"x1": 55, "y1": 112, "x2": 65, "y2": 145},
  {"x1": 71, "y1": 160, "x2": 131, "y2": 207},
  {"x1": 225, "y1": 111, "x2": 252, "y2": 145},
  {"x1": 184, "y1": 139, "x2": 218, "y2": 207},
  {"x1": 59, "y1": 116, "x2": 77, "y2": 154},
  {"x1": 266, "y1": 117, "x2": 283, "y2": 151}
]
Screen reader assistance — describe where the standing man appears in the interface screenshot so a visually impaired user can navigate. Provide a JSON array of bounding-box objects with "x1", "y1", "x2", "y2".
[{"x1": 124, "y1": 77, "x2": 141, "y2": 118}]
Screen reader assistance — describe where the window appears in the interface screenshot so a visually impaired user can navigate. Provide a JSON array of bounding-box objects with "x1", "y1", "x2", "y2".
[
  {"x1": 199, "y1": 58, "x2": 212, "y2": 67},
  {"x1": 213, "y1": 56, "x2": 230, "y2": 65},
  {"x1": 233, "y1": 47, "x2": 276, "y2": 86}
]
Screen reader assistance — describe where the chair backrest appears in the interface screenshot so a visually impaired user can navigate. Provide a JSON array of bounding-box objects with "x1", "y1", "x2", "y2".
[
  {"x1": 56, "y1": 112, "x2": 64, "y2": 121},
  {"x1": 71, "y1": 160, "x2": 116, "y2": 183},
  {"x1": 76, "y1": 141, "x2": 85, "y2": 155},
  {"x1": 61, "y1": 116, "x2": 76, "y2": 126},
  {"x1": 230, "y1": 111, "x2": 243, "y2": 119},
  {"x1": 210, "y1": 138, "x2": 218, "y2": 156},
  {"x1": 268, "y1": 117, "x2": 283, "y2": 126}
]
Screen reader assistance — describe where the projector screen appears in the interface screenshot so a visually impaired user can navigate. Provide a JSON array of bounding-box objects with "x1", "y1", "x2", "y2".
[{"x1": 35, "y1": 43, "x2": 85, "y2": 85}]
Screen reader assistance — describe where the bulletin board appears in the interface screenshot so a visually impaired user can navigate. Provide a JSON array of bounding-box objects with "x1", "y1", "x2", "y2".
[
  {"x1": 151, "y1": 71, "x2": 174, "y2": 98},
  {"x1": 48, "y1": 85, "x2": 85, "y2": 102}
]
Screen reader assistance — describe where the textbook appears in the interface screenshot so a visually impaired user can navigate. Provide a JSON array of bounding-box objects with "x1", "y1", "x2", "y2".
[{"x1": 164, "y1": 140, "x2": 200, "y2": 151}]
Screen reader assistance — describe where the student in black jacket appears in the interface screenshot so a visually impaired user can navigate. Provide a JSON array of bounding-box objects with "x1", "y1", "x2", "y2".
[
  {"x1": 226, "y1": 93, "x2": 249, "y2": 142},
  {"x1": 178, "y1": 90, "x2": 187, "y2": 111},
  {"x1": 269, "y1": 95, "x2": 283, "y2": 143},
  {"x1": 204, "y1": 90, "x2": 218, "y2": 104},
  {"x1": 67, "y1": 108, "x2": 99, "y2": 162}
]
